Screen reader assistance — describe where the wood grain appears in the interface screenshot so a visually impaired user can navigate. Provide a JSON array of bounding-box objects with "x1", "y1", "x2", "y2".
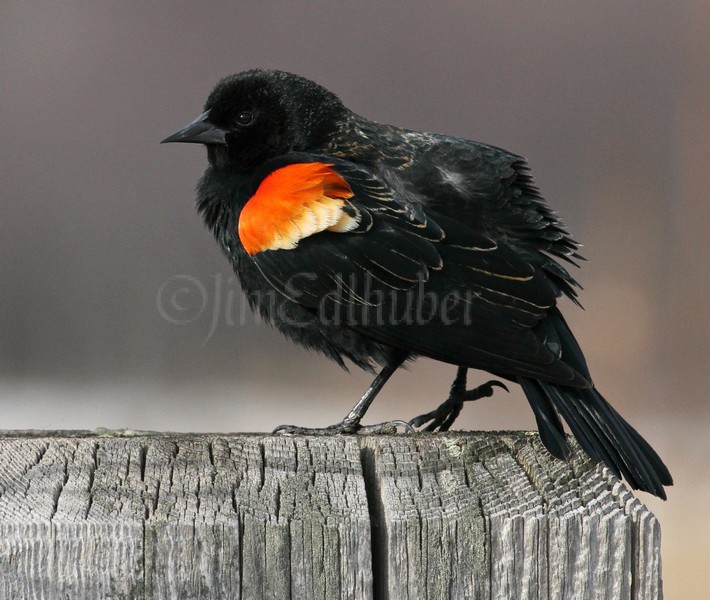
[{"x1": 0, "y1": 431, "x2": 662, "y2": 599}]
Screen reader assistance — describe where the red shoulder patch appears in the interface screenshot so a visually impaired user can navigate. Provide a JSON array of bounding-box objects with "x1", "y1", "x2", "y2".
[{"x1": 238, "y1": 163, "x2": 359, "y2": 255}]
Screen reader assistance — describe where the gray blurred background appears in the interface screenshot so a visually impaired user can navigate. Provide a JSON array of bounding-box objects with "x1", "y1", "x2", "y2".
[{"x1": 1, "y1": 1, "x2": 707, "y2": 595}]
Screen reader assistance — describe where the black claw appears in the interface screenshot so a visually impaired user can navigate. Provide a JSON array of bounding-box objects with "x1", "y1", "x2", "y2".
[
  {"x1": 273, "y1": 418, "x2": 415, "y2": 436},
  {"x1": 273, "y1": 424, "x2": 292, "y2": 434},
  {"x1": 272, "y1": 421, "x2": 361, "y2": 435},
  {"x1": 360, "y1": 420, "x2": 415, "y2": 434},
  {"x1": 410, "y1": 379, "x2": 507, "y2": 432},
  {"x1": 439, "y1": 403, "x2": 463, "y2": 431},
  {"x1": 491, "y1": 380, "x2": 510, "y2": 392},
  {"x1": 409, "y1": 411, "x2": 437, "y2": 429}
]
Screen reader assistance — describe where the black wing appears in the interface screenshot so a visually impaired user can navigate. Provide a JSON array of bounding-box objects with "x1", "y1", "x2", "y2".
[
  {"x1": 247, "y1": 154, "x2": 589, "y2": 387},
  {"x1": 374, "y1": 135, "x2": 584, "y2": 305}
]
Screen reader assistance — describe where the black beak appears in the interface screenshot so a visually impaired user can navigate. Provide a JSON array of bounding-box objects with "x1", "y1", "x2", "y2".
[{"x1": 161, "y1": 110, "x2": 227, "y2": 145}]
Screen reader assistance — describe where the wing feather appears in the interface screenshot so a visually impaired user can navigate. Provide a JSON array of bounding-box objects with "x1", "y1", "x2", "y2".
[{"x1": 246, "y1": 154, "x2": 589, "y2": 387}]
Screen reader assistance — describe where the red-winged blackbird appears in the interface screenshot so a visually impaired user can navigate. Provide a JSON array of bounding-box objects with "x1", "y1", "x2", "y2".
[{"x1": 163, "y1": 69, "x2": 672, "y2": 498}]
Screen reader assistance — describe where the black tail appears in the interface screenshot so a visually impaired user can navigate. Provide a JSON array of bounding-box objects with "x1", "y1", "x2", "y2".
[{"x1": 520, "y1": 377, "x2": 673, "y2": 499}]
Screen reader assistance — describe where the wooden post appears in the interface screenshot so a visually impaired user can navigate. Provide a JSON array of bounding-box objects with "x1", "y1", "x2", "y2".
[{"x1": 0, "y1": 431, "x2": 662, "y2": 599}]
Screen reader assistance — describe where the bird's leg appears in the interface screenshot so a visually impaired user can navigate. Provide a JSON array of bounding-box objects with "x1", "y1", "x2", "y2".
[
  {"x1": 273, "y1": 355, "x2": 408, "y2": 435},
  {"x1": 409, "y1": 367, "x2": 509, "y2": 432}
]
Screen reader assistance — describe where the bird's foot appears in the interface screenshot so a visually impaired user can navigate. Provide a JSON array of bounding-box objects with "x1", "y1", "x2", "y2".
[
  {"x1": 272, "y1": 421, "x2": 358, "y2": 435},
  {"x1": 409, "y1": 380, "x2": 508, "y2": 432},
  {"x1": 273, "y1": 419, "x2": 414, "y2": 435},
  {"x1": 360, "y1": 420, "x2": 415, "y2": 434}
]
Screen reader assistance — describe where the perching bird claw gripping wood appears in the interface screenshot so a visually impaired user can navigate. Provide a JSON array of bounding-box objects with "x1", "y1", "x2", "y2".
[{"x1": 0, "y1": 431, "x2": 662, "y2": 599}]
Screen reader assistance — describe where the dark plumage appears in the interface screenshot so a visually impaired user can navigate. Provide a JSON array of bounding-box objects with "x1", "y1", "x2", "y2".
[{"x1": 162, "y1": 69, "x2": 672, "y2": 498}]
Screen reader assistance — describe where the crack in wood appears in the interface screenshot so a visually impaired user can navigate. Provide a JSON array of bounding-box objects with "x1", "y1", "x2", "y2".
[
  {"x1": 0, "y1": 432, "x2": 662, "y2": 599},
  {"x1": 84, "y1": 441, "x2": 99, "y2": 520},
  {"x1": 359, "y1": 443, "x2": 388, "y2": 600}
]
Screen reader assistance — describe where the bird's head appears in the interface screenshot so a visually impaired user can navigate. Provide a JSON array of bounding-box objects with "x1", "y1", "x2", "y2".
[{"x1": 162, "y1": 69, "x2": 348, "y2": 171}]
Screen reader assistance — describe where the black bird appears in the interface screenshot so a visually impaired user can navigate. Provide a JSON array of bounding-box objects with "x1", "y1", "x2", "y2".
[{"x1": 163, "y1": 69, "x2": 672, "y2": 498}]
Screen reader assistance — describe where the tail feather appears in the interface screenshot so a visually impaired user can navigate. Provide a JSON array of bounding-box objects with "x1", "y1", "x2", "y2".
[
  {"x1": 588, "y1": 388, "x2": 673, "y2": 487},
  {"x1": 518, "y1": 378, "x2": 570, "y2": 460},
  {"x1": 541, "y1": 382, "x2": 634, "y2": 476},
  {"x1": 521, "y1": 378, "x2": 672, "y2": 499},
  {"x1": 524, "y1": 308, "x2": 672, "y2": 499},
  {"x1": 525, "y1": 378, "x2": 626, "y2": 476}
]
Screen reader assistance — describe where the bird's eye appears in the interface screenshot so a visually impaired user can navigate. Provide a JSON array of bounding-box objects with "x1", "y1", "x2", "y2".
[{"x1": 236, "y1": 111, "x2": 255, "y2": 127}]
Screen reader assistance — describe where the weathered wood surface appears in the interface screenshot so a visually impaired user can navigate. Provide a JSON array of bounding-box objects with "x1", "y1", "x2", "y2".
[{"x1": 0, "y1": 431, "x2": 662, "y2": 600}]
